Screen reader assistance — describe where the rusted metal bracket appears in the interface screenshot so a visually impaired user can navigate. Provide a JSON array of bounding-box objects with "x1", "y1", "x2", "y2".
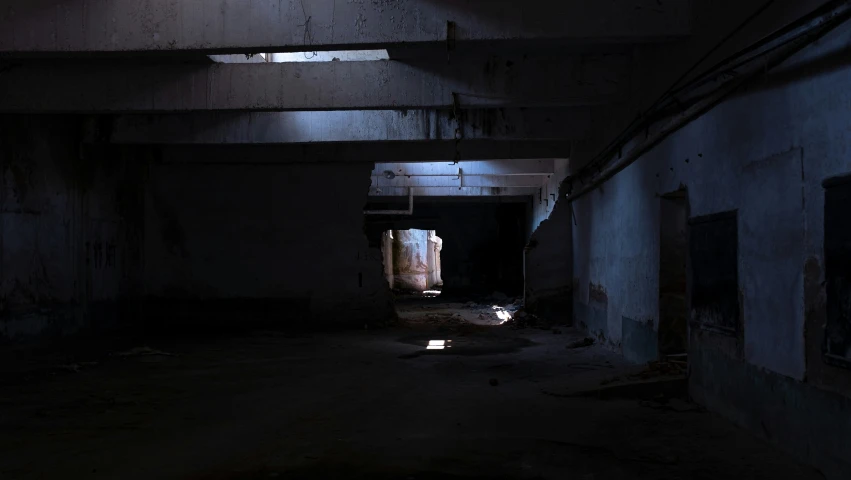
[
  {"x1": 450, "y1": 92, "x2": 463, "y2": 165},
  {"x1": 446, "y1": 21, "x2": 457, "y2": 59}
]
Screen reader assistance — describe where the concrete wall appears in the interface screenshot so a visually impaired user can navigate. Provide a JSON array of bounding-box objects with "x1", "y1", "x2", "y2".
[
  {"x1": 525, "y1": 158, "x2": 573, "y2": 323},
  {"x1": 0, "y1": 118, "x2": 145, "y2": 341},
  {"x1": 427, "y1": 231, "x2": 443, "y2": 289},
  {"x1": 144, "y1": 162, "x2": 394, "y2": 327},
  {"x1": 569, "y1": 20, "x2": 851, "y2": 479},
  {"x1": 382, "y1": 231, "x2": 394, "y2": 290},
  {"x1": 571, "y1": 0, "x2": 835, "y2": 175},
  {"x1": 380, "y1": 229, "x2": 441, "y2": 292},
  {"x1": 525, "y1": 196, "x2": 573, "y2": 324},
  {"x1": 390, "y1": 229, "x2": 429, "y2": 292},
  {"x1": 529, "y1": 158, "x2": 569, "y2": 234}
]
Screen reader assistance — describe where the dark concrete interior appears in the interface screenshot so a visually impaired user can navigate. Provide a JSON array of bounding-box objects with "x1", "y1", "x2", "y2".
[
  {"x1": 3, "y1": 1, "x2": 851, "y2": 478},
  {"x1": 365, "y1": 201, "x2": 528, "y2": 296}
]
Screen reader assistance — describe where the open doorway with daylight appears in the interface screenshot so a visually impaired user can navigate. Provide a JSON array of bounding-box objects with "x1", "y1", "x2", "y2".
[
  {"x1": 659, "y1": 189, "x2": 689, "y2": 361},
  {"x1": 378, "y1": 225, "x2": 520, "y2": 327},
  {"x1": 364, "y1": 198, "x2": 529, "y2": 329},
  {"x1": 381, "y1": 229, "x2": 444, "y2": 297}
]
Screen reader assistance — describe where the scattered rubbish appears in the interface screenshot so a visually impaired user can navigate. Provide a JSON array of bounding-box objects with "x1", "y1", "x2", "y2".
[
  {"x1": 489, "y1": 378, "x2": 499, "y2": 386},
  {"x1": 54, "y1": 361, "x2": 98, "y2": 374},
  {"x1": 665, "y1": 353, "x2": 688, "y2": 366},
  {"x1": 566, "y1": 337, "x2": 595, "y2": 349},
  {"x1": 114, "y1": 346, "x2": 176, "y2": 357},
  {"x1": 640, "y1": 397, "x2": 702, "y2": 413},
  {"x1": 56, "y1": 364, "x2": 81, "y2": 373},
  {"x1": 487, "y1": 363, "x2": 514, "y2": 370},
  {"x1": 502, "y1": 309, "x2": 545, "y2": 329},
  {"x1": 631, "y1": 360, "x2": 686, "y2": 379},
  {"x1": 566, "y1": 363, "x2": 615, "y2": 370}
]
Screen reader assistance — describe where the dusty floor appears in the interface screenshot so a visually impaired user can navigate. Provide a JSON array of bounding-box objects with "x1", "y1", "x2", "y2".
[{"x1": 0, "y1": 300, "x2": 822, "y2": 479}]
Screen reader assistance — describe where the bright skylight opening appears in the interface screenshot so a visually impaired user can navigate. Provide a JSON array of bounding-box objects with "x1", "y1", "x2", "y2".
[
  {"x1": 209, "y1": 50, "x2": 390, "y2": 64},
  {"x1": 268, "y1": 50, "x2": 389, "y2": 62}
]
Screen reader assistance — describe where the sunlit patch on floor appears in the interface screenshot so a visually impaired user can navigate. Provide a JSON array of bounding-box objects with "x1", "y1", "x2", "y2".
[
  {"x1": 427, "y1": 340, "x2": 451, "y2": 350},
  {"x1": 492, "y1": 306, "x2": 513, "y2": 324}
]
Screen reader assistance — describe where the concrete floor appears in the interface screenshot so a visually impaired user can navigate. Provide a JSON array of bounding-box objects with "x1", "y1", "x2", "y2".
[{"x1": 0, "y1": 301, "x2": 822, "y2": 479}]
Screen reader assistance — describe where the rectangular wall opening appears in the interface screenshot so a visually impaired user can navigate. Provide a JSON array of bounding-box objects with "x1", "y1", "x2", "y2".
[
  {"x1": 659, "y1": 190, "x2": 689, "y2": 358},
  {"x1": 688, "y1": 210, "x2": 739, "y2": 336},
  {"x1": 824, "y1": 175, "x2": 851, "y2": 368}
]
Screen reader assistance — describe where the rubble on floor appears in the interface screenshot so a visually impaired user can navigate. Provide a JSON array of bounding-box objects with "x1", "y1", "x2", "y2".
[
  {"x1": 567, "y1": 337, "x2": 596, "y2": 349},
  {"x1": 114, "y1": 346, "x2": 176, "y2": 358},
  {"x1": 396, "y1": 294, "x2": 524, "y2": 326}
]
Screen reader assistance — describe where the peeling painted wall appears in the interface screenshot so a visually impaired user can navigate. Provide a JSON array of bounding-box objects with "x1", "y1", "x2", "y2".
[
  {"x1": 529, "y1": 158, "x2": 569, "y2": 234},
  {"x1": 427, "y1": 231, "x2": 443, "y2": 289},
  {"x1": 391, "y1": 229, "x2": 429, "y2": 292},
  {"x1": 525, "y1": 198, "x2": 573, "y2": 324},
  {"x1": 569, "y1": 20, "x2": 851, "y2": 479},
  {"x1": 0, "y1": 117, "x2": 145, "y2": 341},
  {"x1": 144, "y1": 162, "x2": 394, "y2": 326},
  {"x1": 524, "y1": 158, "x2": 573, "y2": 324}
]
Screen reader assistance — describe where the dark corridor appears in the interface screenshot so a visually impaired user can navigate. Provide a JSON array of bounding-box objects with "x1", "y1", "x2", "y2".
[{"x1": 364, "y1": 200, "x2": 528, "y2": 297}]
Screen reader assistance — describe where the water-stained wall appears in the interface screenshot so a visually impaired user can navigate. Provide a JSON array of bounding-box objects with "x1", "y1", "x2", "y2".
[{"x1": 0, "y1": 117, "x2": 145, "y2": 341}]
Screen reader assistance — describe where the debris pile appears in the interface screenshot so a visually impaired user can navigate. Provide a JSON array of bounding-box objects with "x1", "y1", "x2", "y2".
[
  {"x1": 406, "y1": 313, "x2": 468, "y2": 326},
  {"x1": 566, "y1": 337, "x2": 595, "y2": 349},
  {"x1": 630, "y1": 360, "x2": 687, "y2": 380},
  {"x1": 113, "y1": 346, "x2": 176, "y2": 358}
]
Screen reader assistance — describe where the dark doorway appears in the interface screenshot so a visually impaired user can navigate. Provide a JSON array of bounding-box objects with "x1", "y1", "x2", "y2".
[{"x1": 659, "y1": 190, "x2": 689, "y2": 357}]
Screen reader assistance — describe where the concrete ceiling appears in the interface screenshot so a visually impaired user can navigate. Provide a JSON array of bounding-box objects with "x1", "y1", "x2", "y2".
[
  {"x1": 0, "y1": 0, "x2": 693, "y2": 199},
  {"x1": 0, "y1": 1, "x2": 690, "y2": 54},
  {"x1": 86, "y1": 109, "x2": 605, "y2": 144},
  {"x1": 0, "y1": 55, "x2": 629, "y2": 112}
]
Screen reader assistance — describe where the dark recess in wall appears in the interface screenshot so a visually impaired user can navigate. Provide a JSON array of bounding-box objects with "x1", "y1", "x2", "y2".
[
  {"x1": 823, "y1": 174, "x2": 851, "y2": 369},
  {"x1": 688, "y1": 210, "x2": 739, "y2": 335}
]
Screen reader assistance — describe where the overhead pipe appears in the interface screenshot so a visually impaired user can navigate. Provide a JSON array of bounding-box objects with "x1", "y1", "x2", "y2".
[
  {"x1": 364, "y1": 188, "x2": 414, "y2": 215},
  {"x1": 568, "y1": 0, "x2": 851, "y2": 203}
]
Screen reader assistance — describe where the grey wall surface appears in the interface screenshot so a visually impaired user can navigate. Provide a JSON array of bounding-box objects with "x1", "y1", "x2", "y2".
[
  {"x1": 567, "y1": 20, "x2": 851, "y2": 479},
  {"x1": 0, "y1": 117, "x2": 145, "y2": 341},
  {"x1": 144, "y1": 162, "x2": 394, "y2": 327},
  {"x1": 525, "y1": 198, "x2": 573, "y2": 324},
  {"x1": 390, "y1": 229, "x2": 429, "y2": 292}
]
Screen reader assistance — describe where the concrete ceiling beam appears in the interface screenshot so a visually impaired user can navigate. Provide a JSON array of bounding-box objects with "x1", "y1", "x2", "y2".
[
  {"x1": 0, "y1": 55, "x2": 628, "y2": 112},
  {"x1": 371, "y1": 175, "x2": 550, "y2": 188},
  {"x1": 154, "y1": 142, "x2": 570, "y2": 164},
  {"x1": 92, "y1": 109, "x2": 600, "y2": 144},
  {"x1": 0, "y1": 0, "x2": 691, "y2": 55},
  {"x1": 373, "y1": 160, "x2": 558, "y2": 176},
  {"x1": 368, "y1": 186, "x2": 539, "y2": 197}
]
